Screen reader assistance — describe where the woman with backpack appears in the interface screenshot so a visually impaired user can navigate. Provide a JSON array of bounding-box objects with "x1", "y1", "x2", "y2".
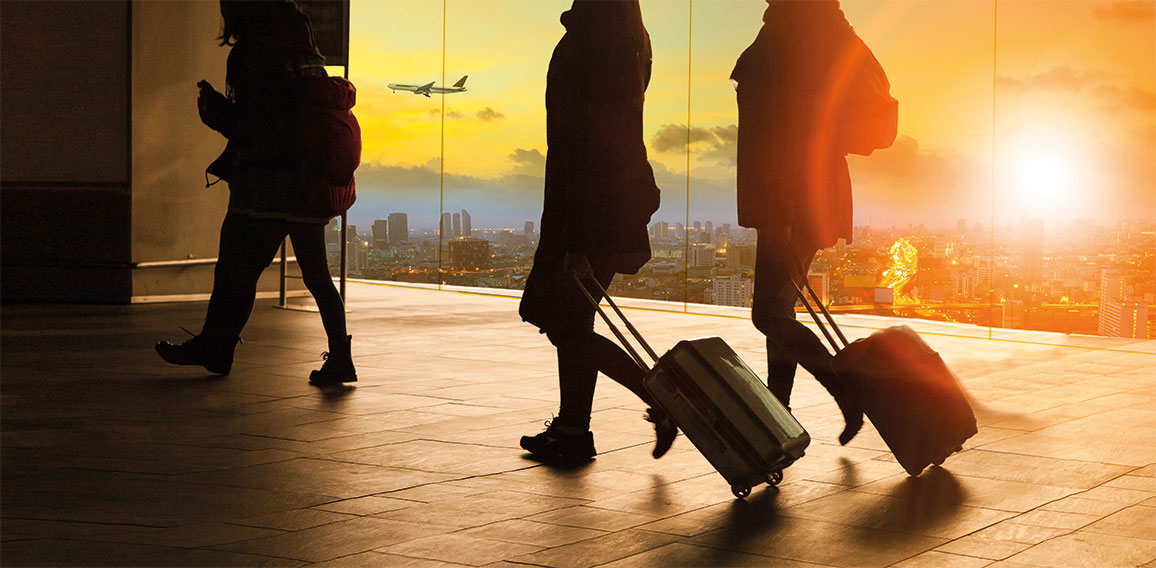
[{"x1": 155, "y1": 0, "x2": 355, "y2": 386}]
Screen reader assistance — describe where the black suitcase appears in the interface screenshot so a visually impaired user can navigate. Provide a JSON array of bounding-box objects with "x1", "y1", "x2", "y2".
[
  {"x1": 795, "y1": 281, "x2": 977, "y2": 476},
  {"x1": 574, "y1": 276, "x2": 810, "y2": 498}
]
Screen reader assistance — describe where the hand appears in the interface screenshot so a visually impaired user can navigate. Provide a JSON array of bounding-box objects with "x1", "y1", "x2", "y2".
[
  {"x1": 563, "y1": 252, "x2": 594, "y2": 280},
  {"x1": 196, "y1": 81, "x2": 225, "y2": 127}
]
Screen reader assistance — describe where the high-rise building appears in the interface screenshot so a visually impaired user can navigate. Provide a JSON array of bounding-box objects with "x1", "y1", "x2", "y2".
[
  {"x1": 957, "y1": 218, "x2": 967, "y2": 235},
  {"x1": 441, "y1": 212, "x2": 452, "y2": 239},
  {"x1": 1003, "y1": 299, "x2": 1025, "y2": 329},
  {"x1": 725, "y1": 245, "x2": 757, "y2": 268},
  {"x1": 524, "y1": 221, "x2": 534, "y2": 235},
  {"x1": 807, "y1": 269, "x2": 830, "y2": 306},
  {"x1": 461, "y1": 209, "x2": 471, "y2": 238},
  {"x1": 704, "y1": 221, "x2": 713, "y2": 240},
  {"x1": 1098, "y1": 269, "x2": 1149, "y2": 338},
  {"x1": 372, "y1": 219, "x2": 389, "y2": 249},
  {"x1": 688, "y1": 245, "x2": 714, "y2": 268},
  {"x1": 1020, "y1": 217, "x2": 1045, "y2": 283},
  {"x1": 712, "y1": 274, "x2": 753, "y2": 307},
  {"x1": 388, "y1": 213, "x2": 408, "y2": 244},
  {"x1": 325, "y1": 218, "x2": 341, "y2": 247},
  {"x1": 452, "y1": 213, "x2": 462, "y2": 239},
  {"x1": 448, "y1": 238, "x2": 490, "y2": 270}
]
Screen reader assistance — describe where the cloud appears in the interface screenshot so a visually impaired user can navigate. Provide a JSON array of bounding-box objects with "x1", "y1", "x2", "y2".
[
  {"x1": 476, "y1": 107, "x2": 505, "y2": 121},
  {"x1": 847, "y1": 135, "x2": 987, "y2": 226},
  {"x1": 1094, "y1": 83, "x2": 1156, "y2": 113},
  {"x1": 1093, "y1": 1, "x2": 1156, "y2": 22},
  {"x1": 507, "y1": 148, "x2": 545, "y2": 176},
  {"x1": 997, "y1": 65, "x2": 1107, "y2": 92},
  {"x1": 428, "y1": 108, "x2": 465, "y2": 120},
  {"x1": 649, "y1": 123, "x2": 738, "y2": 167},
  {"x1": 997, "y1": 65, "x2": 1155, "y2": 113}
]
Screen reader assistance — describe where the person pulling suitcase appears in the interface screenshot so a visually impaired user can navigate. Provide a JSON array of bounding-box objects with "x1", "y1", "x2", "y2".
[
  {"x1": 731, "y1": 0, "x2": 898, "y2": 444},
  {"x1": 517, "y1": 0, "x2": 675, "y2": 465}
]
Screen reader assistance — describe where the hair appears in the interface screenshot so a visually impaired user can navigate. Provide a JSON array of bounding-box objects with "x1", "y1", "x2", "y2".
[{"x1": 217, "y1": 0, "x2": 300, "y2": 46}]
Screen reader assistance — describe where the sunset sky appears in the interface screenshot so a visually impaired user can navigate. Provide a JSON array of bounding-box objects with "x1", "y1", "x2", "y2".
[{"x1": 344, "y1": 0, "x2": 1155, "y2": 231}]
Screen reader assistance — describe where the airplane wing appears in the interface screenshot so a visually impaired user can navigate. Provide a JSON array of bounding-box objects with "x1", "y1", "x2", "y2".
[{"x1": 414, "y1": 81, "x2": 436, "y2": 97}]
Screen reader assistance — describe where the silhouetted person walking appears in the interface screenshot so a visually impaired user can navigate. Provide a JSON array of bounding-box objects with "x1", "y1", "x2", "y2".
[
  {"x1": 156, "y1": 0, "x2": 355, "y2": 386},
  {"x1": 519, "y1": 0, "x2": 675, "y2": 465},
  {"x1": 732, "y1": 0, "x2": 892, "y2": 444}
]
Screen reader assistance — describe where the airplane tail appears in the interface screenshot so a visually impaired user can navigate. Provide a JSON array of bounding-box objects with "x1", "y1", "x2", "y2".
[{"x1": 452, "y1": 75, "x2": 468, "y2": 88}]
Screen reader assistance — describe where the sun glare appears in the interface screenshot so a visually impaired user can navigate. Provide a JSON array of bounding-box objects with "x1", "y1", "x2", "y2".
[
  {"x1": 1003, "y1": 137, "x2": 1086, "y2": 216},
  {"x1": 1014, "y1": 147, "x2": 1074, "y2": 202}
]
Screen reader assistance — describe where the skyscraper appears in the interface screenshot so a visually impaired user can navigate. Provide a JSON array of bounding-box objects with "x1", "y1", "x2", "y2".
[
  {"x1": 388, "y1": 213, "x2": 408, "y2": 244},
  {"x1": 441, "y1": 212, "x2": 452, "y2": 239},
  {"x1": 1020, "y1": 217, "x2": 1045, "y2": 283},
  {"x1": 524, "y1": 221, "x2": 534, "y2": 235},
  {"x1": 461, "y1": 209, "x2": 471, "y2": 238},
  {"x1": 452, "y1": 213, "x2": 461, "y2": 239},
  {"x1": 1098, "y1": 269, "x2": 1149, "y2": 338},
  {"x1": 372, "y1": 219, "x2": 388, "y2": 249}
]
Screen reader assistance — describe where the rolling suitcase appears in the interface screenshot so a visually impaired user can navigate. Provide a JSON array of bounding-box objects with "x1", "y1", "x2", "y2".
[
  {"x1": 574, "y1": 276, "x2": 810, "y2": 499},
  {"x1": 794, "y1": 281, "x2": 976, "y2": 476}
]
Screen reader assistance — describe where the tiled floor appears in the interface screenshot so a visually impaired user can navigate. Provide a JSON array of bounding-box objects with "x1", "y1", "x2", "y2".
[{"x1": 2, "y1": 282, "x2": 1154, "y2": 567}]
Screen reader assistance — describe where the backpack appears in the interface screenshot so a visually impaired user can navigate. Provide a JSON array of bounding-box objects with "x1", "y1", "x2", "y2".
[
  {"x1": 837, "y1": 34, "x2": 898, "y2": 156},
  {"x1": 299, "y1": 75, "x2": 360, "y2": 218}
]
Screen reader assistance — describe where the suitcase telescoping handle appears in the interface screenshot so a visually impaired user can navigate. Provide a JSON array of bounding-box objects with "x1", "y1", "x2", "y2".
[
  {"x1": 793, "y1": 280, "x2": 850, "y2": 353},
  {"x1": 570, "y1": 274, "x2": 659, "y2": 373}
]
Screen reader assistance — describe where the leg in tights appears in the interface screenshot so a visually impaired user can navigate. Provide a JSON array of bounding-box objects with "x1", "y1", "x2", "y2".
[
  {"x1": 288, "y1": 222, "x2": 347, "y2": 346},
  {"x1": 202, "y1": 214, "x2": 287, "y2": 341},
  {"x1": 752, "y1": 230, "x2": 863, "y2": 443},
  {"x1": 751, "y1": 230, "x2": 833, "y2": 404},
  {"x1": 548, "y1": 264, "x2": 653, "y2": 430}
]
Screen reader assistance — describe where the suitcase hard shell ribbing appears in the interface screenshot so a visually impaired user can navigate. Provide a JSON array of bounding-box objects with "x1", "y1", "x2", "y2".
[
  {"x1": 645, "y1": 337, "x2": 810, "y2": 498},
  {"x1": 572, "y1": 276, "x2": 810, "y2": 499},
  {"x1": 794, "y1": 282, "x2": 977, "y2": 476}
]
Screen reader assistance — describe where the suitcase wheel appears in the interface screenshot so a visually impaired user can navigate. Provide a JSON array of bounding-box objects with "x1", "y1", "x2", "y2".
[
  {"x1": 731, "y1": 484, "x2": 752, "y2": 499},
  {"x1": 768, "y1": 470, "x2": 783, "y2": 486}
]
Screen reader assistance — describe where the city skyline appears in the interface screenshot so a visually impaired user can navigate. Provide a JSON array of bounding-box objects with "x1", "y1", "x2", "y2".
[
  {"x1": 344, "y1": 0, "x2": 1154, "y2": 230},
  {"x1": 332, "y1": 207, "x2": 1154, "y2": 340}
]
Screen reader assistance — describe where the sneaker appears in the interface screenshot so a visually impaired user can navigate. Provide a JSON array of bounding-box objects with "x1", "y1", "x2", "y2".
[
  {"x1": 520, "y1": 420, "x2": 596, "y2": 465},
  {"x1": 155, "y1": 331, "x2": 237, "y2": 375},
  {"x1": 645, "y1": 407, "x2": 677, "y2": 459}
]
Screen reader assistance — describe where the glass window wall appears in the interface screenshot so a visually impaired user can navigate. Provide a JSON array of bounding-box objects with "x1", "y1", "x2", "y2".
[{"x1": 340, "y1": 0, "x2": 1155, "y2": 342}]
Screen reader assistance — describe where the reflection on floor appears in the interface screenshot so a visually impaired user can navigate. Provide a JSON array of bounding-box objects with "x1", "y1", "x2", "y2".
[{"x1": 2, "y1": 282, "x2": 1154, "y2": 567}]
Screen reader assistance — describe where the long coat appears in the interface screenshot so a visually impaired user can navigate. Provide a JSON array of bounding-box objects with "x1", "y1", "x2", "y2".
[
  {"x1": 536, "y1": 0, "x2": 659, "y2": 272},
  {"x1": 732, "y1": 0, "x2": 883, "y2": 250},
  {"x1": 519, "y1": 0, "x2": 660, "y2": 333}
]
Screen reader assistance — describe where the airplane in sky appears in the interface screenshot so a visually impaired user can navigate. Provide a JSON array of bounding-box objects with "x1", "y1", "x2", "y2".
[{"x1": 387, "y1": 76, "x2": 468, "y2": 97}]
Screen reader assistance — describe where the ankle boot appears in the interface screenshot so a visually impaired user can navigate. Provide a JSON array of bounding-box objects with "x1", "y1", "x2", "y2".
[
  {"x1": 309, "y1": 335, "x2": 357, "y2": 386},
  {"x1": 155, "y1": 332, "x2": 239, "y2": 375},
  {"x1": 814, "y1": 363, "x2": 863, "y2": 445}
]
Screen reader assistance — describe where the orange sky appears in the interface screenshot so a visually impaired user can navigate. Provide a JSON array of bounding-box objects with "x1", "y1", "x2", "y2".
[{"x1": 345, "y1": 0, "x2": 1154, "y2": 229}]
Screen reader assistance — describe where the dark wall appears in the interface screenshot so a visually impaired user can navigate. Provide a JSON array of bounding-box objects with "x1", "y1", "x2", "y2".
[
  {"x1": 1, "y1": 1, "x2": 132, "y2": 302},
  {"x1": 1, "y1": 1, "x2": 302, "y2": 303}
]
